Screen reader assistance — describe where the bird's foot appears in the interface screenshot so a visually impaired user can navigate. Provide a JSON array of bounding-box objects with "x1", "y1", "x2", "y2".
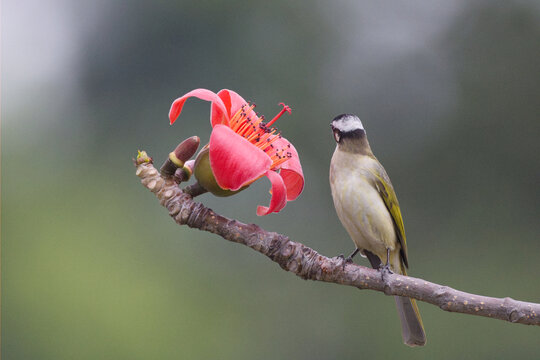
[
  {"x1": 379, "y1": 262, "x2": 393, "y2": 273},
  {"x1": 336, "y1": 254, "x2": 354, "y2": 270},
  {"x1": 379, "y1": 262, "x2": 393, "y2": 282},
  {"x1": 378, "y1": 248, "x2": 393, "y2": 281}
]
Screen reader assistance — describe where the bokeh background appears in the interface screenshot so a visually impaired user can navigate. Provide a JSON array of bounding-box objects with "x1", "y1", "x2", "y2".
[{"x1": 3, "y1": 1, "x2": 540, "y2": 359}]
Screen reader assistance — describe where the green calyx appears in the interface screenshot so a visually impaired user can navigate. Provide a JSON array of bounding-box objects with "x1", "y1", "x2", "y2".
[{"x1": 193, "y1": 147, "x2": 248, "y2": 197}]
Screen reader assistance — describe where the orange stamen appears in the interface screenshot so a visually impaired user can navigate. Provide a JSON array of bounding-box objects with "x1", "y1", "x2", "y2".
[
  {"x1": 230, "y1": 115, "x2": 244, "y2": 132},
  {"x1": 246, "y1": 128, "x2": 264, "y2": 142},
  {"x1": 263, "y1": 134, "x2": 281, "y2": 150},
  {"x1": 255, "y1": 135, "x2": 274, "y2": 151},
  {"x1": 269, "y1": 151, "x2": 290, "y2": 169},
  {"x1": 238, "y1": 120, "x2": 254, "y2": 137},
  {"x1": 228, "y1": 106, "x2": 244, "y2": 127},
  {"x1": 252, "y1": 115, "x2": 264, "y2": 127},
  {"x1": 232, "y1": 105, "x2": 256, "y2": 133},
  {"x1": 224, "y1": 102, "x2": 293, "y2": 170}
]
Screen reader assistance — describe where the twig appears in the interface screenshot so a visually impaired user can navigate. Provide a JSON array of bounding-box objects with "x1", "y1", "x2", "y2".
[{"x1": 134, "y1": 154, "x2": 540, "y2": 326}]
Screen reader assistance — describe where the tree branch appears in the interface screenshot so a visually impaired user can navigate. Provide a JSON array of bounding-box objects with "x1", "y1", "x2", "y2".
[{"x1": 134, "y1": 153, "x2": 540, "y2": 326}]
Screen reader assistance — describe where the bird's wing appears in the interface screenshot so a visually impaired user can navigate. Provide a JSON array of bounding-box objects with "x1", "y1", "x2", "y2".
[{"x1": 369, "y1": 165, "x2": 408, "y2": 268}]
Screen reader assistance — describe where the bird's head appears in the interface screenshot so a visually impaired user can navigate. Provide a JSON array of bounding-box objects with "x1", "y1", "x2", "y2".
[{"x1": 330, "y1": 114, "x2": 365, "y2": 144}]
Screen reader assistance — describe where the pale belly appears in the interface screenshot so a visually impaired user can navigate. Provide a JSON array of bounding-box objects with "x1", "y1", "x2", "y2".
[{"x1": 330, "y1": 162, "x2": 397, "y2": 261}]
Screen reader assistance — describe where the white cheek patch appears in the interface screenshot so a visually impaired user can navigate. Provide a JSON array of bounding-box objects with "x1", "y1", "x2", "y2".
[{"x1": 333, "y1": 115, "x2": 364, "y2": 132}]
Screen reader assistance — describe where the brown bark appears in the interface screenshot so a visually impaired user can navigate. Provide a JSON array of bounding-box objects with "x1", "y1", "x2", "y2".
[{"x1": 134, "y1": 155, "x2": 540, "y2": 326}]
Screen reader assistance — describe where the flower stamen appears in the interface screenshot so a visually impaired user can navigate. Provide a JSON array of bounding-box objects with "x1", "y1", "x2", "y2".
[
  {"x1": 269, "y1": 149, "x2": 291, "y2": 168},
  {"x1": 228, "y1": 107, "x2": 244, "y2": 131},
  {"x1": 227, "y1": 102, "x2": 293, "y2": 170}
]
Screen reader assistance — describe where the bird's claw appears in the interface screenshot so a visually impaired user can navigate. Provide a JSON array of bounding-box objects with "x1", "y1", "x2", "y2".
[
  {"x1": 379, "y1": 263, "x2": 393, "y2": 281},
  {"x1": 380, "y1": 263, "x2": 393, "y2": 274},
  {"x1": 336, "y1": 254, "x2": 354, "y2": 270}
]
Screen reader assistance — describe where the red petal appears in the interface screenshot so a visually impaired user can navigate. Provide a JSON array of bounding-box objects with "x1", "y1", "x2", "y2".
[
  {"x1": 273, "y1": 138, "x2": 304, "y2": 200},
  {"x1": 215, "y1": 89, "x2": 248, "y2": 117},
  {"x1": 169, "y1": 88, "x2": 228, "y2": 126},
  {"x1": 257, "y1": 170, "x2": 288, "y2": 216},
  {"x1": 209, "y1": 125, "x2": 272, "y2": 191},
  {"x1": 214, "y1": 89, "x2": 259, "y2": 125}
]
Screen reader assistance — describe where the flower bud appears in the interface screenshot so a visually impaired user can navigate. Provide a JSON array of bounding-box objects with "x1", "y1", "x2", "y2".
[
  {"x1": 136, "y1": 150, "x2": 153, "y2": 165},
  {"x1": 173, "y1": 160, "x2": 195, "y2": 184},
  {"x1": 170, "y1": 136, "x2": 200, "y2": 166},
  {"x1": 160, "y1": 136, "x2": 200, "y2": 178}
]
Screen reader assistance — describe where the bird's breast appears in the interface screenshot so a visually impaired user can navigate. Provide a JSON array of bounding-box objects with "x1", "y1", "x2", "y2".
[{"x1": 330, "y1": 150, "x2": 397, "y2": 258}]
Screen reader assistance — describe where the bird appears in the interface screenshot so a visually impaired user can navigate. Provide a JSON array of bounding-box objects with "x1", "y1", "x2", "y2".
[{"x1": 329, "y1": 113, "x2": 426, "y2": 347}]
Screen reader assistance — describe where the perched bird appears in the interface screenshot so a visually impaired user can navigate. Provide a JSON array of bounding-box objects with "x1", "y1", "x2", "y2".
[{"x1": 329, "y1": 114, "x2": 426, "y2": 347}]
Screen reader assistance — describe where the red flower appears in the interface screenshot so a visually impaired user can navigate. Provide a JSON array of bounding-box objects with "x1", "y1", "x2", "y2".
[{"x1": 169, "y1": 88, "x2": 304, "y2": 216}]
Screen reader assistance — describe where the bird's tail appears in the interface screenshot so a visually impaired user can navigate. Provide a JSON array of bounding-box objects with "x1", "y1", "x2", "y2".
[
  {"x1": 365, "y1": 250, "x2": 426, "y2": 347},
  {"x1": 394, "y1": 295, "x2": 426, "y2": 347},
  {"x1": 395, "y1": 262, "x2": 426, "y2": 347}
]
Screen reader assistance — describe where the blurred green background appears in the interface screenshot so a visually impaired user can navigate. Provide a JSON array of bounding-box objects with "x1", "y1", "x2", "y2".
[{"x1": 3, "y1": 1, "x2": 540, "y2": 359}]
